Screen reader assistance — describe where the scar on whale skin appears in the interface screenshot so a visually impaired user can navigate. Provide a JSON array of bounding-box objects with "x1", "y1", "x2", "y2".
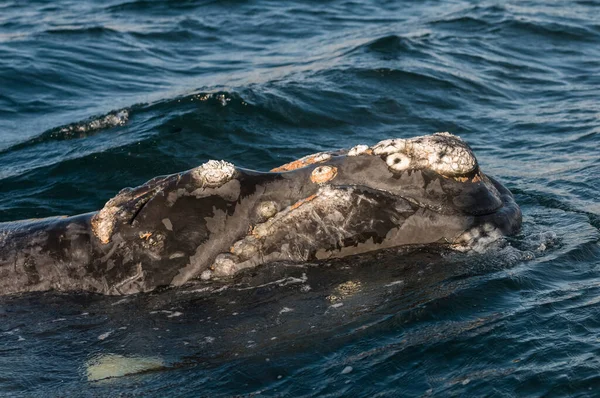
[{"x1": 0, "y1": 132, "x2": 522, "y2": 296}]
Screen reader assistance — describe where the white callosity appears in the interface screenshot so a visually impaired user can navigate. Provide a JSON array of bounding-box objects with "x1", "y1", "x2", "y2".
[
  {"x1": 385, "y1": 152, "x2": 411, "y2": 172},
  {"x1": 211, "y1": 253, "x2": 239, "y2": 277},
  {"x1": 410, "y1": 132, "x2": 477, "y2": 175},
  {"x1": 348, "y1": 144, "x2": 369, "y2": 156},
  {"x1": 293, "y1": 152, "x2": 332, "y2": 165},
  {"x1": 310, "y1": 165, "x2": 338, "y2": 184},
  {"x1": 91, "y1": 203, "x2": 122, "y2": 244},
  {"x1": 453, "y1": 223, "x2": 503, "y2": 253},
  {"x1": 91, "y1": 185, "x2": 162, "y2": 244},
  {"x1": 371, "y1": 132, "x2": 477, "y2": 176},
  {"x1": 372, "y1": 138, "x2": 407, "y2": 155},
  {"x1": 231, "y1": 236, "x2": 260, "y2": 260},
  {"x1": 256, "y1": 201, "x2": 279, "y2": 222},
  {"x1": 311, "y1": 152, "x2": 332, "y2": 163},
  {"x1": 191, "y1": 160, "x2": 236, "y2": 188}
]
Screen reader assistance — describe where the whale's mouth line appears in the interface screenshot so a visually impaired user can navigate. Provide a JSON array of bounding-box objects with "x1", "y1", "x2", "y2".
[{"x1": 332, "y1": 183, "x2": 504, "y2": 217}]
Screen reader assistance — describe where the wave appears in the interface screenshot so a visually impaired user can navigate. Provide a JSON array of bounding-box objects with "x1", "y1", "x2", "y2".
[
  {"x1": 45, "y1": 26, "x2": 120, "y2": 36},
  {"x1": 105, "y1": 0, "x2": 243, "y2": 13},
  {"x1": 344, "y1": 34, "x2": 433, "y2": 61},
  {"x1": 364, "y1": 34, "x2": 422, "y2": 53},
  {"x1": 499, "y1": 18, "x2": 599, "y2": 41},
  {"x1": 54, "y1": 109, "x2": 129, "y2": 137},
  {"x1": 429, "y1": 4, "x2": 599, "y2": 42},
  {"x1": 1, "y1": 109, "x2": 130, "y2": 154},
  {"x1": 0, "y1": 88, "x2": 314, "y2": 159}
]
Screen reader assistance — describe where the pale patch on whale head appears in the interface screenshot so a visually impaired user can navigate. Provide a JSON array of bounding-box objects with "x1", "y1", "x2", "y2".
[
  {"x1": 192, "y1": 160, "x2": 236, "y2": 188},
  {"x1": 211, "y1": 253, "x2": 240, "y2": 277},
  {"x1": 452, "y1": 223, "x2": 503, "y2": 253},
  {"x1": 310, "y1": 165, "x2": 338, "y2": 184},
  {"x1": 372, "y1": 138, "x2": 407, "y2": 155},
  {"x1": 311, "y1": 152, "x2": 332, "y2": 163},
  {"x1": 385, "y1": 152, "x2": 411, "y2": 172},
  {"x1": 348, "y1": 144, "x2": 369, "y2": 156},
  {"x1": 256, "y1": 201, "x2": 279, "y2": 222},
  {"x1": 371, "y1": 132, "x2": 478, "y2": 177},
  {"x1": 91, "y1": 205, "x2": 120, "y2": 244}
]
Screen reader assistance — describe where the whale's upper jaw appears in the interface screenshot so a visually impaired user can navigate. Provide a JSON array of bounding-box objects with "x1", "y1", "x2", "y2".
[
  {"x1": 271, "y1": 132, "x2": 500, "y2": 217},
  {"x1": 272, "y1": 132, "x2": 478, "y2": 180}
]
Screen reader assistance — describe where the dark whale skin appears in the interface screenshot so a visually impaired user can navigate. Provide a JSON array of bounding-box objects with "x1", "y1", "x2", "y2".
[{"x1": 0, "y1": 133, "x2": 521, "y2": 295}]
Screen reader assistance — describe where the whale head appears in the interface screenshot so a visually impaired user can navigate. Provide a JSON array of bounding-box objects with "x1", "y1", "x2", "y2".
[{"x1": 89, "y1": 132, "x2": 521, "y2": 291}]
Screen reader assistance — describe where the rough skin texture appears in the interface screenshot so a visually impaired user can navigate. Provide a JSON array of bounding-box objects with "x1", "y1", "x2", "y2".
[{"x1": 0, "y1": 133, "x2": 521, "y2": 296}]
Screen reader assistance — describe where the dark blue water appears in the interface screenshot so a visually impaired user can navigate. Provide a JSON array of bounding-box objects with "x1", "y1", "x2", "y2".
[{"x1": 1, "y1": 0, "x2": 599, "y2": 396}]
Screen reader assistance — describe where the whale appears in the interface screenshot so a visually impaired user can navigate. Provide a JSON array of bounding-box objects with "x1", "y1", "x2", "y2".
[{"x1": 0, "y1": 133, "x2": 521, "y2": 295}]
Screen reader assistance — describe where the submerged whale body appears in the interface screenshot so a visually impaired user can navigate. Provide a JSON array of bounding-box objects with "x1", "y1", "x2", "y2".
[{"x1": 0, "y1": 133, "x2": 521, "y2": 295}]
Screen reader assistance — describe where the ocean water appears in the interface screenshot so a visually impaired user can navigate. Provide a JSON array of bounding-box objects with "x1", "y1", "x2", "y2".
[{"x1": 0, "y1": 0, "x2": 599, "y2": 396}]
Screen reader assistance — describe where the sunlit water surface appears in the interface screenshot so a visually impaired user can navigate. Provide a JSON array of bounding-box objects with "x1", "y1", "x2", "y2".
[{"x1": 0, "y1": 0, "x2": 599, "y2": 396}]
